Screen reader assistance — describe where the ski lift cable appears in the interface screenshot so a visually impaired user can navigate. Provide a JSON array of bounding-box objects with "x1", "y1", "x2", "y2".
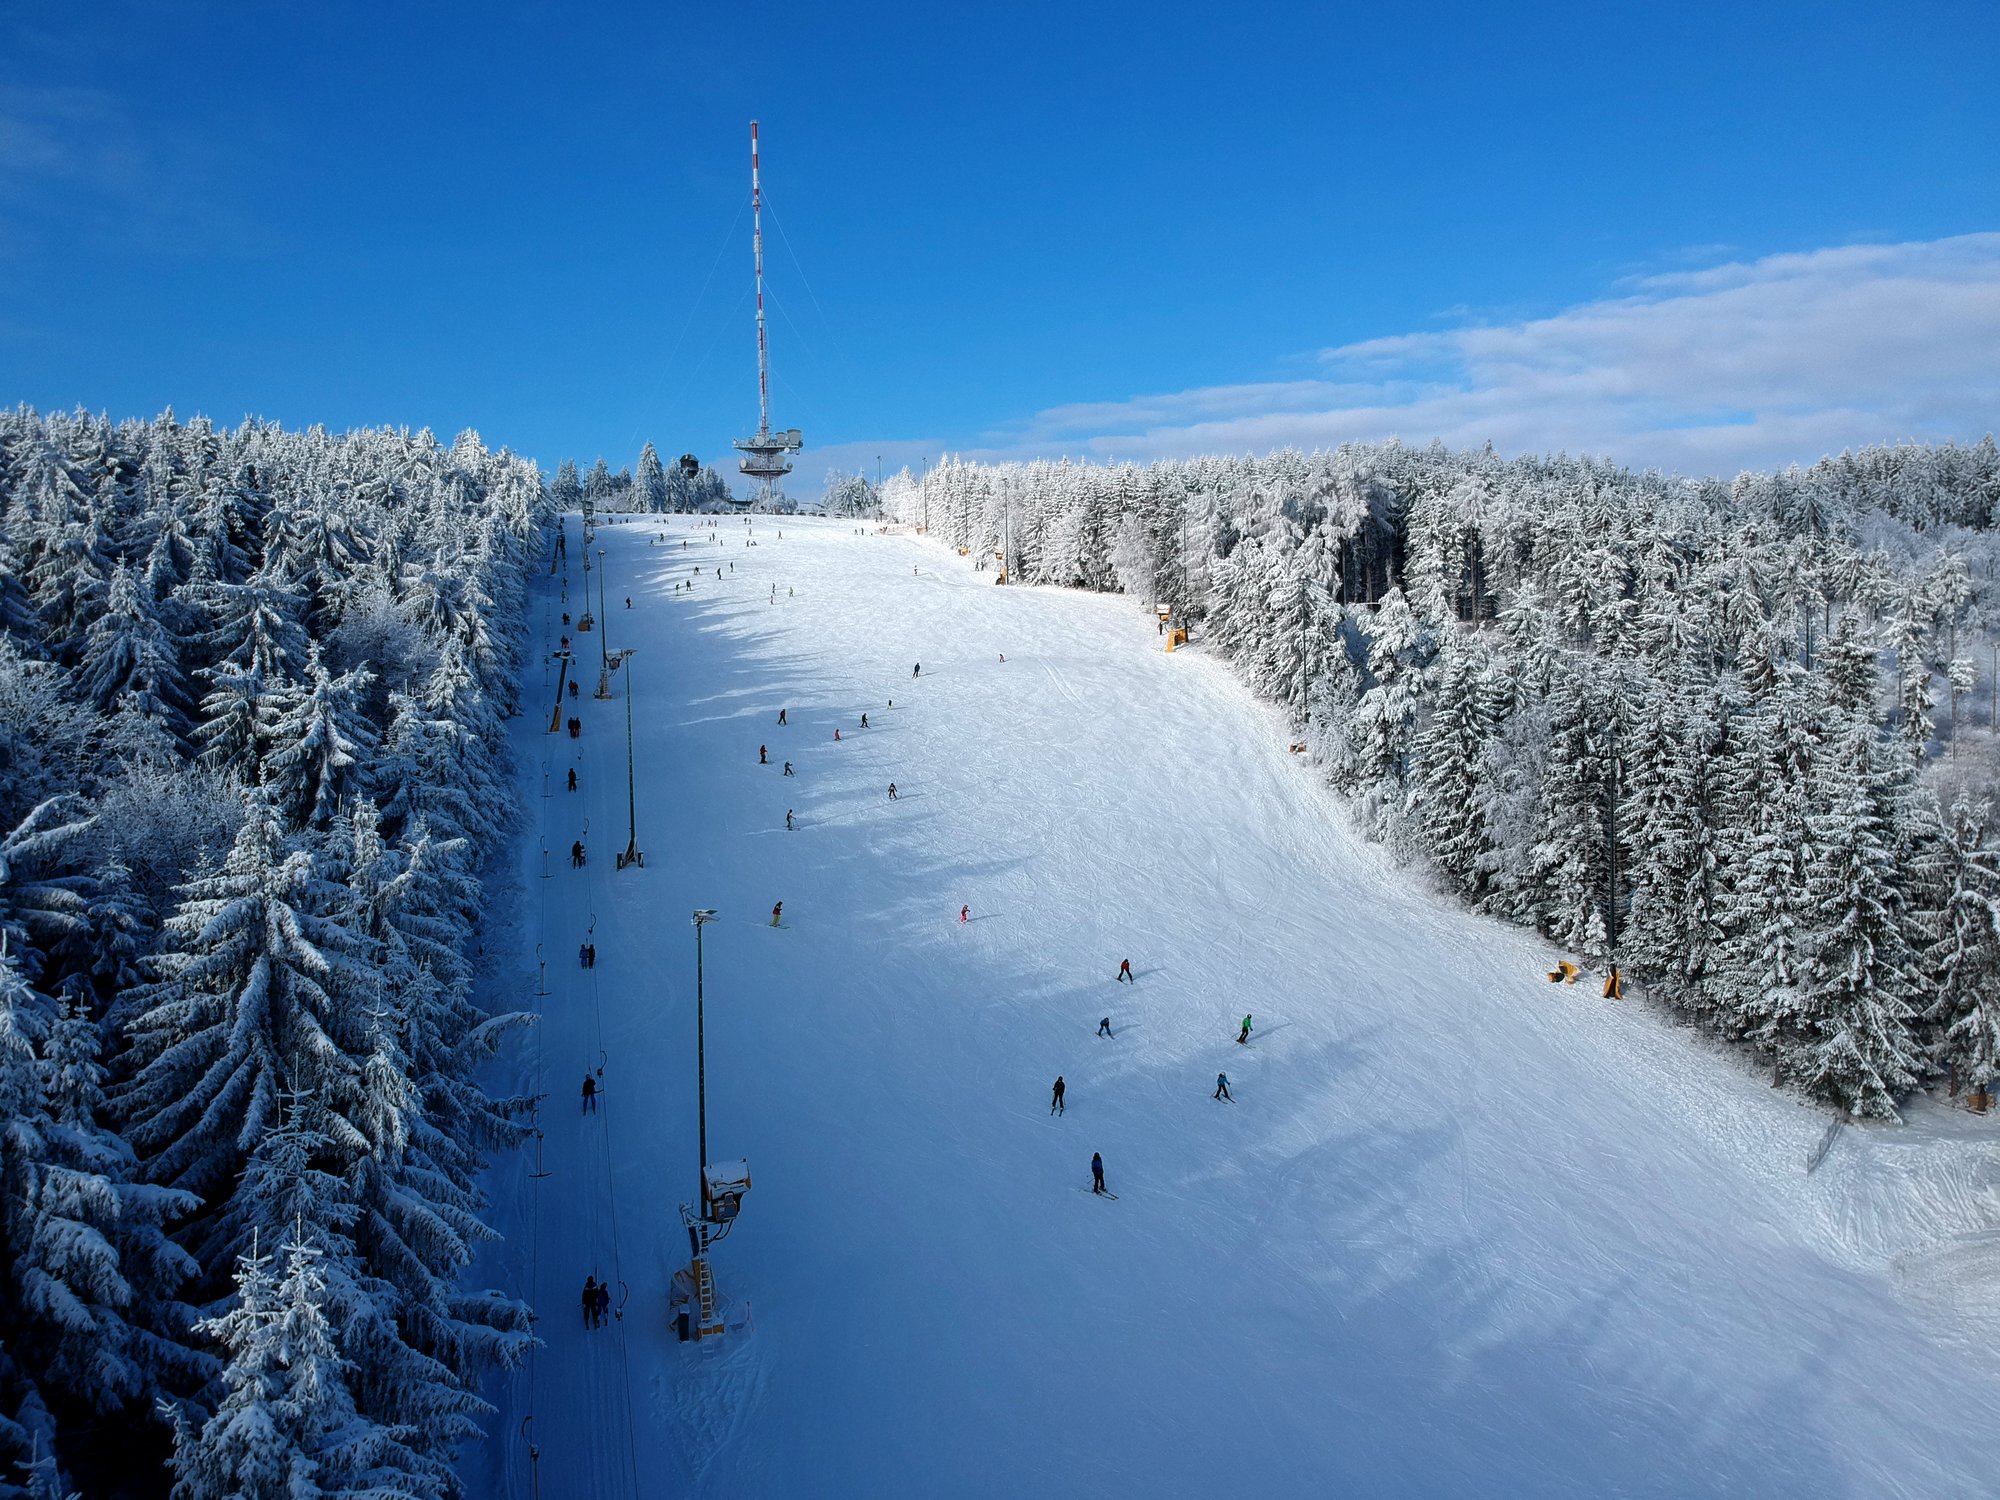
[
  {"x1": 622, "y1": 197, "x2": 749, "y2": 457},
  {"x1": 581, "y1": 910, "x2": 645, "y2": 1499}
]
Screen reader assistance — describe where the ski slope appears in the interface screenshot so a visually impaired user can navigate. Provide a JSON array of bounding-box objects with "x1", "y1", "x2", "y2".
[{"x1": 474, "y1": 515, "x2": 2000, "y2": 1500}]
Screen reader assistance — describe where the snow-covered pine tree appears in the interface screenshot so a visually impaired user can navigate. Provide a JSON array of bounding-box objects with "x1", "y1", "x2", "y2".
[
  {"x1": 1408, "y1": 632, "x2": 1498, "y2": 895},
  {"x1": 117, "y1": 792, "x2": 372, "y2": 1207},
  {"x1": 15, "y1": 991, "x2": 205, "y2": 1410},
  {"x1": 635, "y1": 442, "x2": 668, "y2": 514},
  {"x1": 1348, "y1": 586, "x2": 1429, "y2": 793},
  {"x1": 169, "y1": 1225, "x2": 395, "y2": 1500},
  {"x1": 1788, "y1": 717, "x2": 1924, "y2": 1117},
  {"x1": 260, "y1": 644, "x2": 379, "y2": 832},
  {"x1": 1922, "y1": 797, "x2": 2000, "y2": 1094},
  {"x1": 1521, "y1": 665, "x2": 1611, "y2": 959}
]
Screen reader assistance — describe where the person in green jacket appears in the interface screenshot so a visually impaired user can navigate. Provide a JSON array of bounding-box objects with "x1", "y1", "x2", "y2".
[{"x1": 1237, "y1": 1013, "x2": 1252, "y2": 1044}]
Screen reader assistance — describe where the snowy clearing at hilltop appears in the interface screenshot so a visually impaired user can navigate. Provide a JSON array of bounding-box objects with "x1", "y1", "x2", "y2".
[{"x1": 476, "y1": 515, "x2": 2000, "y2": 1499}]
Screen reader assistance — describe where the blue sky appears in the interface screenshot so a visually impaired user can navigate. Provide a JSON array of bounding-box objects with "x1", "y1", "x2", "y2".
[{"x1": 2, "y1": 1, "x2": 1995, "y2": 490}]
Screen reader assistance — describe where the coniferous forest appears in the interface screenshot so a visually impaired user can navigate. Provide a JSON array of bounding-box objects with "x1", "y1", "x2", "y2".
[
  {"x1": 0, "y1": 406, "x2": 544, "y2": 1498},
  {"x1": 884, "y1": 440, "x2": 2000, "y2": 1122},
  {"x1": 7, "y1": 400, "x2": 2000, "y2": 1494}
]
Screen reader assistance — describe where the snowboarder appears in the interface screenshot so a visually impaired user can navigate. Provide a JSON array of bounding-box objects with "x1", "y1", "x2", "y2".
[
  {"x1": 1214, "y1": 1072, "x2": 1232, "y2": 1101},
  {"x1": 1090, "y1": 1152, "x2": 1107, "y2": 1194},
  {"x1": 568, "y1": 768, "x2": 577, "y2": 791},
  {"x1": 1238, "y1": 1014, "x2": 1252, "y2": 1044},
  {"x1": 888, "y1": 783, "x2": 897, "y2": 800},
  {"x1": 786, "y1": 809, "x2": 794, "y2": 831},
  {"x1": 1116, "y1": 959, "x2": 1133, "y2": 983},
  {"x1": 778, "y1": 708, "x2": 787, "y2": 725},
  {"x1": 860, "y1": 713, "x2": 869, "y2": 728},
  {"x1": 783, "y1": 761, "x2": 794, "y2": 776},
  {"x1": 759, "y1": 744, "x2": 768, "y2": 764},
  {"x1": 571, "y1": 840, "x2": 585, "y2": 868},
  {"x1": 1051, "y1": 1076, "x2": 1066, "y2": 1115},
  {"x1": 771, "y1": 902, "x2": 782, "y2": 927},
  {"x1": 1098, "y1": 1017, "x2": 1112, "y2": 1037},
  {"x1": 959, "y1": 904, "x2": 969, "y2": 923},
  {"x1": 582, "y1": 1275, "x2": 600, "y2": 1325},
  {"x1": 582, "y1": 1075, "x2": 598, "y2": 1114}
]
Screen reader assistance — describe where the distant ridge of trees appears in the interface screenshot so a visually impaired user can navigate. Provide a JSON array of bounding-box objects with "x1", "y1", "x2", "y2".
[{"x1": 887, "y1": 437, "x2": 2000, "y2": 1122}]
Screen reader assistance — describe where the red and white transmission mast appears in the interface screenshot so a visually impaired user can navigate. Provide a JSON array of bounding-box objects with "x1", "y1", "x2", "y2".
[{"x1": 732, "y1": 119, "x2": 802, "y2": 506}]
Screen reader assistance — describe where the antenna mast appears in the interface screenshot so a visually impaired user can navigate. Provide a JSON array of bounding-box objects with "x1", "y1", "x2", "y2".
[
  {"x1": 732, "y1": 118, "x2": 802, "y2": 507},
  {"x1": 752, "y1": 120, "x2": 770, "y2": 437}
]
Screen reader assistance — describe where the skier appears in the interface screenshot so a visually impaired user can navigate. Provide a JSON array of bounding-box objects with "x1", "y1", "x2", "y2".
[
  {"x1": 593, "y1": 1281, "x2": 612, "y2": 1325},
  {"x1": 1116, "y1": 959, "x2": 1133, "y2": 983},
  {"x1": 579, "y1": 942, "x2": 589, "y2": 968},
  {"x1": 563, "y1": 612, "x2": 571, "y2": 626},
  {"x1": 569, "y1": 680, "x2": 578, "y2": 698},
  {"x1": 568, "y1": 717, "x2": 581, "y2": 739},
  {"x1": 1214, "y1": 1072, "x2": 1232, "y2": 1101},
  {"x1": 571, "y1": 840, "x2": 586, "y2": 868},
  {"x1": 888, "y1": 783, "x2": 898, "y2": 800},
  {"x1": 586, "y1": 943, "x2": 596, "y2": 969},
  {"x1": 625, "y1": 596, "x2": 632, "y2": 608},
  {"x1": 860, "y1": 713, "x2": 869, "y2": 729},
  {"x1": 786, "y1": 809, "x2": 794, "y2": 831},
  {"x1": 913, "y1": 663, "x2": 921, "y2": 677},
  {"x1": 999, "y1": 653, "x2": 1005, "y2": 662},
  {"x1": 582, "y1": 1075, "x2": 598, "y2": 1114},
  {"x1": 760, "y1": 744, "x2": 768, "y2": 764},
  {"x1": 771, "y1": 902, "x2": 783, "y2": 927},
  {"x1": 1050, "y1": 1077, "x2": 1066, "y2": 1115},
  {"x1": 783, "y1": 761, "x2": 794, "y2": 776},
  {"x1": 959, "y1": 904, "x2": 969, "y2": 923},
  {"x1": 778, "y1": 708, "x2": 787, "y2": 725},
  {"x1": 1098, "y1": 1017, "x2": 1112, "y2": 1037},
  {"x1": 834, "y1": 728, "x2": 841, "y2": 742},
  {"x1": 567, "y1": 768, "x2": 577, "y2": 791},
  {"x1": 1090, "y1": 1152, "x2": 1107, "y2": 1195},
  {"x1": 582, "y1": 1276, "x2": 600, "y2": 1326},
  {"x1": 1238, "y1": 1013, "x2": 1252, "y2": 1044}
]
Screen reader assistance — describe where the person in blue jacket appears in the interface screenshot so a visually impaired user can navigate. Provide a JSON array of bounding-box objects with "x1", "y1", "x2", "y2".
[{"x1": 1090, "y1": 1152, "x2": 1106, "y2": 1194}]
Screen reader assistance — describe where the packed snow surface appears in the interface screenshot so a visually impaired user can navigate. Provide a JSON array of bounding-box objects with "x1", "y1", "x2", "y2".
[{"x1": 477, "y1": 516, "x2": 2000, "y2": 1499}]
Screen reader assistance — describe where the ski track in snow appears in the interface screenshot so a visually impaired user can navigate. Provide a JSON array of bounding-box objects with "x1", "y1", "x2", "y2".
[{"x1": 468, "y1": 517, "x2": 2000, "y2": 1500}]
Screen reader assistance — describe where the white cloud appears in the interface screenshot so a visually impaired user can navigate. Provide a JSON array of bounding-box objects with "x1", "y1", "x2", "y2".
[{"x1": 838, "y1": 233, "x2": 2000, "y2": 481}]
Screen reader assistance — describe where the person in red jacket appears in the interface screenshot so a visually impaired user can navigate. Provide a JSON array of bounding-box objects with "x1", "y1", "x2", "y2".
[{"x1": 1116, "y1": 959, "x2": 1133, "y2": 983}]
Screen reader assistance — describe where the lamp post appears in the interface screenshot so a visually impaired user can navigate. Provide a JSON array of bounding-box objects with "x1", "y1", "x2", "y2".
[
  {"x1": 595, "y1": 547, "x2": 612, "y2": 698},
  {"x1": 692, "y1": 910, "x2": 716, "y2": 1203},
  {"x1": 616, "y1": 649, "x2": 641, "y2": 869}
]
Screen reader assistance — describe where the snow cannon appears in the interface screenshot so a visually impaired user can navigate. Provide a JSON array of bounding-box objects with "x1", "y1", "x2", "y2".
[
  {"x1": 702, "y1": 1159, "x2": 751, "y2": 1226},
  {"x1": 1160, "y1": 604, "x2": 1188, "y2": 652},
  {"x1": 1547, "y1": 960, "x2": 1579, "y2": 985}
]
